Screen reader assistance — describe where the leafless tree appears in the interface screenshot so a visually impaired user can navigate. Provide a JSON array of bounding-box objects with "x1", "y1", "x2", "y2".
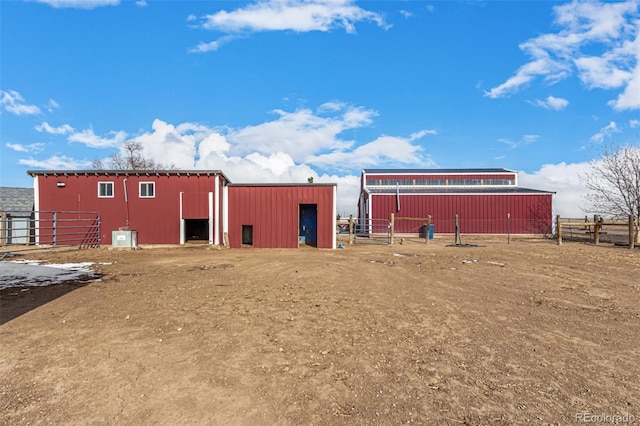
[
  {"x1": 93, "y1": 141, "x2": 172, "y2": 170},
  {"x1": 581, "y1": 144, "x2": 640, "y2": 242}
]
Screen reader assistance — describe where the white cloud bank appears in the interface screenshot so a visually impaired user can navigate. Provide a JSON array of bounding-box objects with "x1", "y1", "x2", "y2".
[
  {"x1": 32, "y1": 103, "x2": 433, "y2": 215},
  {"x1": 519, "y1": 162, "x2": 592, "y2": 218},
  {"x1": 22, "y1": 99, "x2": 614, "y2": 218},
  {"x1": 486, "y1": 0, "x2": 640, "y2": 110}
]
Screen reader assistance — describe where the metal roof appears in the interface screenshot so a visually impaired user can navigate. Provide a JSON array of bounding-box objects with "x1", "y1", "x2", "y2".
[
  {"x1": 366, "y1": 186, "x2": 554, "y2": 195},
  {"x1": 0, "y1": 187, "x2": 34, "y2": 214},
  {"x1": 27, "y1": 169, "x2": 231, "y2": 183},
  {"x1": 362, "y1": 168, "x2": 515, "y2": 174}
]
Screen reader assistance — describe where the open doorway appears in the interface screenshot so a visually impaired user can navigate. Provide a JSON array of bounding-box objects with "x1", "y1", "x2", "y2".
[
  {"x1": 242, "y1": 225, "x2": 253, "y2": 246},
  {"x1": 299, "y1": 204, "x2": 317, "y2": 247},
  {"x1": 184, "y1": 219, "x2": 209, "y2": 242}
]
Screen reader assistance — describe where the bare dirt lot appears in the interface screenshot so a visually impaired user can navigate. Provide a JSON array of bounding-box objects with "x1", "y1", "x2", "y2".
[{"x1": 1, "y1": 237, "x2": 639, "y2": 425}]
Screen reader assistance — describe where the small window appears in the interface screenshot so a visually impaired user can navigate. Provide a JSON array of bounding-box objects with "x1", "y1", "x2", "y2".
[
  {"x1": 98, "y1": 182, "x2": 114, "y2": 198},
  {"x1": 139, "y1": 182, "x2": 155, "y2": 198},
  {"x1": 242, "y1": 225, "x2": 253, "y2": 246}
]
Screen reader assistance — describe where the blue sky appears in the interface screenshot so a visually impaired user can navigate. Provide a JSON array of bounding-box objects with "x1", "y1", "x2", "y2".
[{"x1": 1, "y1": 0, "x2": 639, "y2": 216}]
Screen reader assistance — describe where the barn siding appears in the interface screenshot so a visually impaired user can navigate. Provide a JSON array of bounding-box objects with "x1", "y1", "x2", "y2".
[
  {"x1": 371, "y1": 193, "x2": 553, "y2": 234},
  {"x1": 33, "y1": 173, "x2": 224, "y2": 245},
  {"x1": 228, "y1": 185, "x2": 336, "y2": 249}
]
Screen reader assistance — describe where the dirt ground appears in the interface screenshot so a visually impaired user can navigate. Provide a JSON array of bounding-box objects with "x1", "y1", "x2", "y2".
[{"x1": 1, "y1": 236, "x2": 639, "y2": 425}]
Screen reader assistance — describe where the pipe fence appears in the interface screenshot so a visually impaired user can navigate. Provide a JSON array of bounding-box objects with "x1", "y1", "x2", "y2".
[{"x1": 1, "y1": 210, "x2": 101, "y2": 254}]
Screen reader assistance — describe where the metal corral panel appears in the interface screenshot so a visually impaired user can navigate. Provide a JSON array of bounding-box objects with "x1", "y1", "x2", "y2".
[
  {"x1": 371, "y1": 192, "x2": 553, "y2": 234},
  {"x1": 228, "y1": 184, "x2": 336, "y2": 249},
  {"x1": 30, "y1": 171, "x2": 226, "y2": 245}
]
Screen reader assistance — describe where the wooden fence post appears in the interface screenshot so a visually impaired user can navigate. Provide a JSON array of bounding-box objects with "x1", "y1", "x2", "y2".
[
  {"x1": 630, "y1": 215, "x2": 635, "y2": 249},
  {"x1": 0, "y1": 212, "x2": 6, "y2": 245},
  {"x1": 454, "y1": 214, "x2": 462, "y2": 246},
  {"x1": 556, "y1": 215, "x2": 562, "y2": 245},
  {"x1": 593, "y1": 214, "x2": 600, "y2": 245},
  {"x1": 425, "y1": 215, "x2": 431, "y2": 244},
  {"x1": 349, "y1": 214, "x2": 354, "y2": 245},
  {"x1": 390, "y1": 213, "x2": 395, "y2": 245}
]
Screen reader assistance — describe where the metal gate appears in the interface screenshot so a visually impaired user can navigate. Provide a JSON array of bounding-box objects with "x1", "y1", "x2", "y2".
[
  {"x1": 1, "y1": 210, "x2": 101, "y2": 252},
  {"x1": 354, "y1": 218, "x2": 391, "y2": 244}
]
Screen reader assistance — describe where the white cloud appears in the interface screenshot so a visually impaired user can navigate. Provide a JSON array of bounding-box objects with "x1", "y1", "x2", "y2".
[
  {"x1": 307, "y1": 130, "x2": 436, "y2": 171},
  {"x1": 399, "y1": 10, "x2": 413, "y2": 18},
  {"x1": 499, "y1": 134, "x2": 540, "y2": 149},
  {"x1": 518, "y1": 162, "x2": 592, "y2": 217},
  {"x1": 35, "y1": 121, "x2": 129, "y2": 149},
  {"x1": 6, "y1": 142, "x2": 45, "y2": 153},
  {"x1": 319, "y1": 173, "x2": 360, "y2": 216},
  {"x1": 486, "y1": 0, "x2": 640, "y2": 110},
  {"x1": 131, "y1": 119, "x2": 199, "y2": 167},
  {"x1": 135, "y1": 0, "x2": 147, "y2": 7},
  {"x1": 190, "y1": 0, "x2": 389, "y2": 51},
  {"x1": 82, "y1": 104, "x2": 433, "y2": 215},
  {"x1": 631, "y1": 119, "x2": 640, "y2": 128},
  {"x1": 200, "y1": 0, "x2": 388, "y2": 33},
  {"x1": 19, "y1": 155, "x2": 92, "y2": 170},
  {"x1": 531, "y1": 95, "x2": 570, "y2": 110},
  {"x1": 225, "y1": 104, "x2": 377, "y2": 161},
  {"x1": 34, "y1": 0, "x2": 119, "y2": 9},
  {"x1": 68, "y1": 127, "x2": 127, "y2": 148},
  {"x1": 608, "y1": 46, "x2": 640, "y2": 111},
  {"x1": 189, "y1": 36, "x2": 240, "y2": 53},
  {"x1": 590, "y1": 121, "x2": 620, "y2": 143},
  {"x1": 36, "y1": 122, "x2": 74, "y2": 135},
  {"x1": 0, "y1": 90, "x2": 41, "y2": 116},
  {"x1": 47, "y1": 99, "x2": 59, "y2": 113}
]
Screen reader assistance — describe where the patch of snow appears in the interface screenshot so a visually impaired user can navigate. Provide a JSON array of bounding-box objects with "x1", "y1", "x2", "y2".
[{"x1": 0, "y1": 260, "x2": 100, "y2": 290}]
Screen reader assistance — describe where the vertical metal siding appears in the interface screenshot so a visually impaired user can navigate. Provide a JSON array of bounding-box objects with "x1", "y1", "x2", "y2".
[
  {"x1": 228, "y1": 185, "x2": 335, "y2": 249},
  {"x1": 372, "y1": 193, "x2": 552, "y2": 234},
  {"x1": 35, "y1": 173, "x2": 224, "y2": 245}
]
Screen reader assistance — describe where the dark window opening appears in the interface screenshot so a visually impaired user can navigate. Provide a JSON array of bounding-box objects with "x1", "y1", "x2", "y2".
[
  {"x1": 299, "y1": 204, "x2": 317, "y2": 247},
  {"x1": 242, "y1": 225, "x2": 253, "y2": 246},
  {"x1": 185, "y1": 219, "x2": 209, "y2": 241}
]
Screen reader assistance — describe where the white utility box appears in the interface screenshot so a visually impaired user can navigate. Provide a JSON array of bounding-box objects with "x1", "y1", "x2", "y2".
[{"x1": 112, "y1": 230, "x2": 138, "y2": 248}]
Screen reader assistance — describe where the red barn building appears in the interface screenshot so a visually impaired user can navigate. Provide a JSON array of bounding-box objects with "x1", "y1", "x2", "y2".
[
  {"x1": 28, "y1": 170, "x2": 337, "y2": 249},
  {"x1": 358, "y1": 168, "x2": 554, "y2": 235}
]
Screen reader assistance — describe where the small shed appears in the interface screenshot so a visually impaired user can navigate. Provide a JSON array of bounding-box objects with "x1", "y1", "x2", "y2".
[
  {"x1": 0, "y1": 187, "x2": 35, "y2": 245},
  {"x1": 228, "y1": 183, "x2": 337, "y2": 249}
]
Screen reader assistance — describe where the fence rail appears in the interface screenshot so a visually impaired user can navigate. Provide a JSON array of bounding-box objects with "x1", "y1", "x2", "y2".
[
  {"x1": 1, "y1": 210, "x2": 101, "y2": 252},
  {"x1": 556, "y1": 215, "x2": 637, "y2": 248},
  {"x1": 337, "y1": 217, "x2": 392, "y2": 244},
  {"x1": 339, "y1": 213, "x2": 554, "y2": 246}
]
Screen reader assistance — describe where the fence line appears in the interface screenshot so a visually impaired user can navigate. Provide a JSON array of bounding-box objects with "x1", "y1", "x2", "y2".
[
  {"x1": 1, "y1": 210, "x2": 101, "y2": 253},
  {"x1": 556, "y1": 215, "x2": 637, "y2": 249},
  {"x1": 341, "y1": 214, "x2": 553, "y2": 246},
  {"x1": 340, "y1": 216, "x2": 390, "y2": 245}
]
